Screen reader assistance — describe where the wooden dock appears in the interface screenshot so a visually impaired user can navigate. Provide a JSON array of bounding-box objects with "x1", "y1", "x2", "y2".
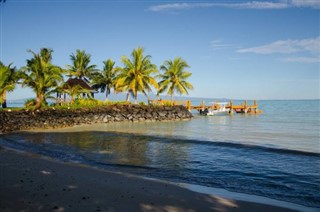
[{"x1": 148, "y1": 99, "x2": 263, "y2": 115}]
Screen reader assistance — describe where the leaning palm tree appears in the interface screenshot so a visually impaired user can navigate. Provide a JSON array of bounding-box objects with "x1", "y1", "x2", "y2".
[
  {"x1": 0, "y1": 61, "x2": 17, "y2": 108},
  {"x1": 20, "y1": 48, "x2": 63, "y2": 109},
  {"x1": 115, "y1": 47, "x2": 158, "y2": 103},
  {"x1": 91, "y1": 59, "x2": 119, "y2": 101},
  {"x1": 67, "y1": 49, "x2": 96, "y2": 81},
  {"x1": 157, "y1": 57, "x2": 193, "y2": 101}
]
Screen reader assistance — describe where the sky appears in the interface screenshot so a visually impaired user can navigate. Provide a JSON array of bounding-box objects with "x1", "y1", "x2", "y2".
[{"x1": 0, "y1": 0, "x2": 319, "y2": 101}]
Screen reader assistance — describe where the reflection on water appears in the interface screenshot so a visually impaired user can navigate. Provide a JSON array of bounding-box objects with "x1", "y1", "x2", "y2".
[
  {"x1": 17, "y1": 131, "x2": 190, "y2": 170},
  {"x1": 46, "y1": 103, "x2": 319, "y2": 154},
  {"x1": 1, "y1": 131, "x2": 319, "y2": 208},
  {"x1": 1, "y1": 100, "x2": 319, "y2": 207}
]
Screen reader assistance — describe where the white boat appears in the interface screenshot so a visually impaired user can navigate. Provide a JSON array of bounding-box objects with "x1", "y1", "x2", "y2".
[{"x1": 201, "y1": 102, "x2": 230, "y2": 116}]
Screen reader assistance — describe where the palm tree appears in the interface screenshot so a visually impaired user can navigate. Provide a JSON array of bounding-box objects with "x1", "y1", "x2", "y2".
[
  {"x1": 115, "y1": 47, "x2": 158, "y2": 103},
  {"x1": 91, "y1": 59, "x2": 119, "y2": 101},
  {"x1": 20, "y1": 48, "x2": 63, "y2": 109},
  {"x1": 0, "y1": 61, "x2": 16, "y2": 108},
  {"x1": 67, "y1": 49, "x2": 96, "y2": 81},
  {"x1": 157, "y1": 57, "x2": 193, "y2": 101}
]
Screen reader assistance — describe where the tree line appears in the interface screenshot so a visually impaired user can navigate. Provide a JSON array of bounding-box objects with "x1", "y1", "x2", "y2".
[{"x1": 0, "y1": 47, "x2": 193, "y2": 109}]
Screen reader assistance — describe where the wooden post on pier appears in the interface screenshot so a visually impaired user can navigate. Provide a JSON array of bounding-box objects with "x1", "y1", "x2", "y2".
[
  {"x1": 146, "y1": 98, "x2": 263, "y2": 115},
  {"x1": 214, "y1": 100, "x2": 219, "y2": 110},
  {"x1": 254, "y1": 100, "x2": 257, "y2": 113},
  {"x1": 244, "y1": 100, "x2": 248, "y2": 114},
  {"x1": 187, "y1": 100, "x2": 191, "y2": 111},
  {"x1": 201, "y1": 100, "x2": 205, "y2": 110},
  {"x1": 229, "y1": 100, "x2": 234, "y2": 114}
]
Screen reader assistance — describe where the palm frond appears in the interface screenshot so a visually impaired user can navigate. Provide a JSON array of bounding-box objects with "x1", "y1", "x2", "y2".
[
  {"x1": 157, "y1": 57, "x2": 193, "y2": 100},
  {"x1": 21, "y1": 48, "x2": 64, "y2": 109},
  {"x1": 117, "y1": 47, "x2": 158, "y2": 102}
]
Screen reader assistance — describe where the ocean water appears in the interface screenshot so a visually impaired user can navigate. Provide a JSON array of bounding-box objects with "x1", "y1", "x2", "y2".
[{"x1": 0, "y1": 100, "x2": 319, "y2": 208}]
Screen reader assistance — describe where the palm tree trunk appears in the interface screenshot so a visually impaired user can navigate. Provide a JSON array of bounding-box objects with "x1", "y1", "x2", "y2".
[
  {"x1": 1, "y1": 91, "x2": 7, "y2": 108},
  {"x1": 105, "y1": 86, "x2": 109, "y2": 101},
  {"x1": 35, "y1": 94, "x2": 44, "y2": 109},
  {"x1": 71, "y1": 95, "x2": 75, "y2": 104},
  {"x1": 171, "y1": 94, "x2": 174, "y2": 103},
  {"x1": 134, "y1": 94, "x2": 138, "y2": 104},
  {"x1": 126, "y1": 92, "x2": 130, "y2": 102}
]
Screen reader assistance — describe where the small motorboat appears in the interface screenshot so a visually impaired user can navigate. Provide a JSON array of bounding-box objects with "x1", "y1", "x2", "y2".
[{"x1": 200, "y1": 102, "x2": 230, "y2": 116}]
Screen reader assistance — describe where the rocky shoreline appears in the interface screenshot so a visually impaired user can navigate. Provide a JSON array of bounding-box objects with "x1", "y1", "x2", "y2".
[{"x1": 0, "y1": 104, "x2": 193, "y2": 133}]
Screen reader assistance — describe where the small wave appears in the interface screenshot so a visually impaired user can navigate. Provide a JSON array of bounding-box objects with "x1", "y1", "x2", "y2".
[
  {"x1": 92, "y1": 161, "x2": 158, "y2": 170},
  {"x1": 2, "y1": 131, "x2": 319, "y2": 158},
  {"x1": 101, "y1": 131, "x2": 320, "y2": 157},
  {"x1": 184, "y1": 139, "x2": 320, "y2": 157}
]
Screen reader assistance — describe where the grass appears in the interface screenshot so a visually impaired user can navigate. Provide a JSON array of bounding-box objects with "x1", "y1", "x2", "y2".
[
  {"x1": 0, "y1": 107, "x2": 24, "y2": 111},
  {"x1": 1, "y1": 98, "x2": 176, "y2": 111}
]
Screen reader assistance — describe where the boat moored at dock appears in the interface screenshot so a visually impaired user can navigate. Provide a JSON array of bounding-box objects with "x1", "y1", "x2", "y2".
[
  {"x1": 199, "y1": 102, "x2": 230, "y2": 116},
  {"x1": 148, "y1": 99, "x2": 263, "y2": 115}
]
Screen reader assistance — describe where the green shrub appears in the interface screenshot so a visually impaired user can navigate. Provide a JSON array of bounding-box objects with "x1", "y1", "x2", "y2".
[
  {"x1": 111, "y1": 101, "x2": 131, "y2": 105},
  {"x1": 24, "y1": 98, "x2": 49, "y2": 110},
  {"x1": 163, "y1": 101, "x2": 173, "y2": 106},
  {"x1": 73, "y1": 98, "x2": 104, "y2": 108},
  {"x1": 51, "y1": 98, "x2": 133, "y2": 110},
  {"x1": 24, "y1": 98, "x2": 37, "y2": 108},
  {"x1": 24, "y1": 98, "x2": 38, "y2": 110}
]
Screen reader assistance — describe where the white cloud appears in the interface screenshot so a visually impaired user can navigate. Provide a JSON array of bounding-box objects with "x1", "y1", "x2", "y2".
[
  {"x1": 238, "y1": 37, "x2": 320, "y2": 63},
  {"x1": 210, "y1": 40, "x2": 238, "y2": 50},
  {"x1": 237, "y1": 37, "x2": 320, "y2": 54},
  {"x1": 281, "y1": 56, "x2": 320, "y2": 63},
  {"x1": 148, "y1": 3, "x2": 193, "y2": 12},
  {"x1": 233, "y1": 1, "x2": 288, "y2": 9},
  {"x1": 290, "y1": 0, "x2": 320, "y2": 9},
  {"x1": 148, "y1": 1, "x2": 320, "y2": 12},
  {"x1": 148, "y1": 2, "x2": 286, "y2": 12}
]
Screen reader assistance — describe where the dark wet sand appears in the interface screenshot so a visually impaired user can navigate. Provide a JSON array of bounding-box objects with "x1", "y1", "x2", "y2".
[{"x1": 0, "y1": 148, "x2": 298, "y2": 212}]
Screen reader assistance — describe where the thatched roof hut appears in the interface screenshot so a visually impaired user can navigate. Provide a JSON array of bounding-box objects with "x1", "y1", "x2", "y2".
[
  {"x1": 63, "y1": 78, "x2": 96, "y2": 92},
  {"x1": 57, "y1": 78, "x2": 97, "y2": 103}
]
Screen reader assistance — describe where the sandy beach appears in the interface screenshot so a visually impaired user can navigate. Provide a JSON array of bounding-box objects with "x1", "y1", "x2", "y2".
[{"x1": 0, "y1": 147, "x2": 300, "y2": 212}]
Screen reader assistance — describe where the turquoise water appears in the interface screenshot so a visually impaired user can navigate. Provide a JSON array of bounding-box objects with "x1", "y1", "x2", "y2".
[
  {"x1": 0, "y1": 100, "x2": 319, "y2": 208},
  {"x1": 83, "y1": 100, "x2": 319, "y2": 153}
]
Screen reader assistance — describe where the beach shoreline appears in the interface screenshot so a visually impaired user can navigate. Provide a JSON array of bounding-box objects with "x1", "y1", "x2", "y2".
[{"x1": 0, "y1": 147, "x2": 312, "y2": 212}]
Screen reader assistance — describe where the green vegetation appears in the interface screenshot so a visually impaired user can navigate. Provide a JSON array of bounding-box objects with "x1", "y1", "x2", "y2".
[
  {"x1": 61, "y1": 84, "x2": 91, "y2": 104},
  {"x1": 0, "y1": 47, "x2": 193, "y2": 110},
  {"x1": 91, "y1": 59, "x2": 119, "y2": 101},
  {"x1": 51, "y1": 98, "x2": 130, "y2": 110},
  {"x1": 157, "y1": 57, "x2": 193, "y2": 101},
  {"x1": 24, "y1": 98, "x2": 37, "y2": 109},
  {"x1": 0, "y1": 61, "x2": 17, "y2": 108},
  {"x1": 67, "y1": 49, "x2": 97, "y2": 81},
  {"x1": 20, "y1": 48, "x2": 63, "y2": 109},
  {"x1": 66, "y1": 98, "x2": 104, "y2": 108},
  {"x1": 116, "y1": 47, "x2": 159, "y2": 104}
]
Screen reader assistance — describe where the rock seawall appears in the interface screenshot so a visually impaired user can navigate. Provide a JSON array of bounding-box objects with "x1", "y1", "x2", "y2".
[{"x1": 0, "y1": 105, "x2": 193, "y2": 133}]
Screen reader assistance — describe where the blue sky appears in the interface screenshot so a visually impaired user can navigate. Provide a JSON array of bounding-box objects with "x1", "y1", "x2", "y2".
[{"x1": 0, "y1": 0, "x2": 319, "y2": 100}]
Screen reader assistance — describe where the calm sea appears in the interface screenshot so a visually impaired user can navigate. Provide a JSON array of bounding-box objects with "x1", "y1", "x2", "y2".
[{"x1": 1, "y1": 100, "x2": 319, "y2": 208}]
